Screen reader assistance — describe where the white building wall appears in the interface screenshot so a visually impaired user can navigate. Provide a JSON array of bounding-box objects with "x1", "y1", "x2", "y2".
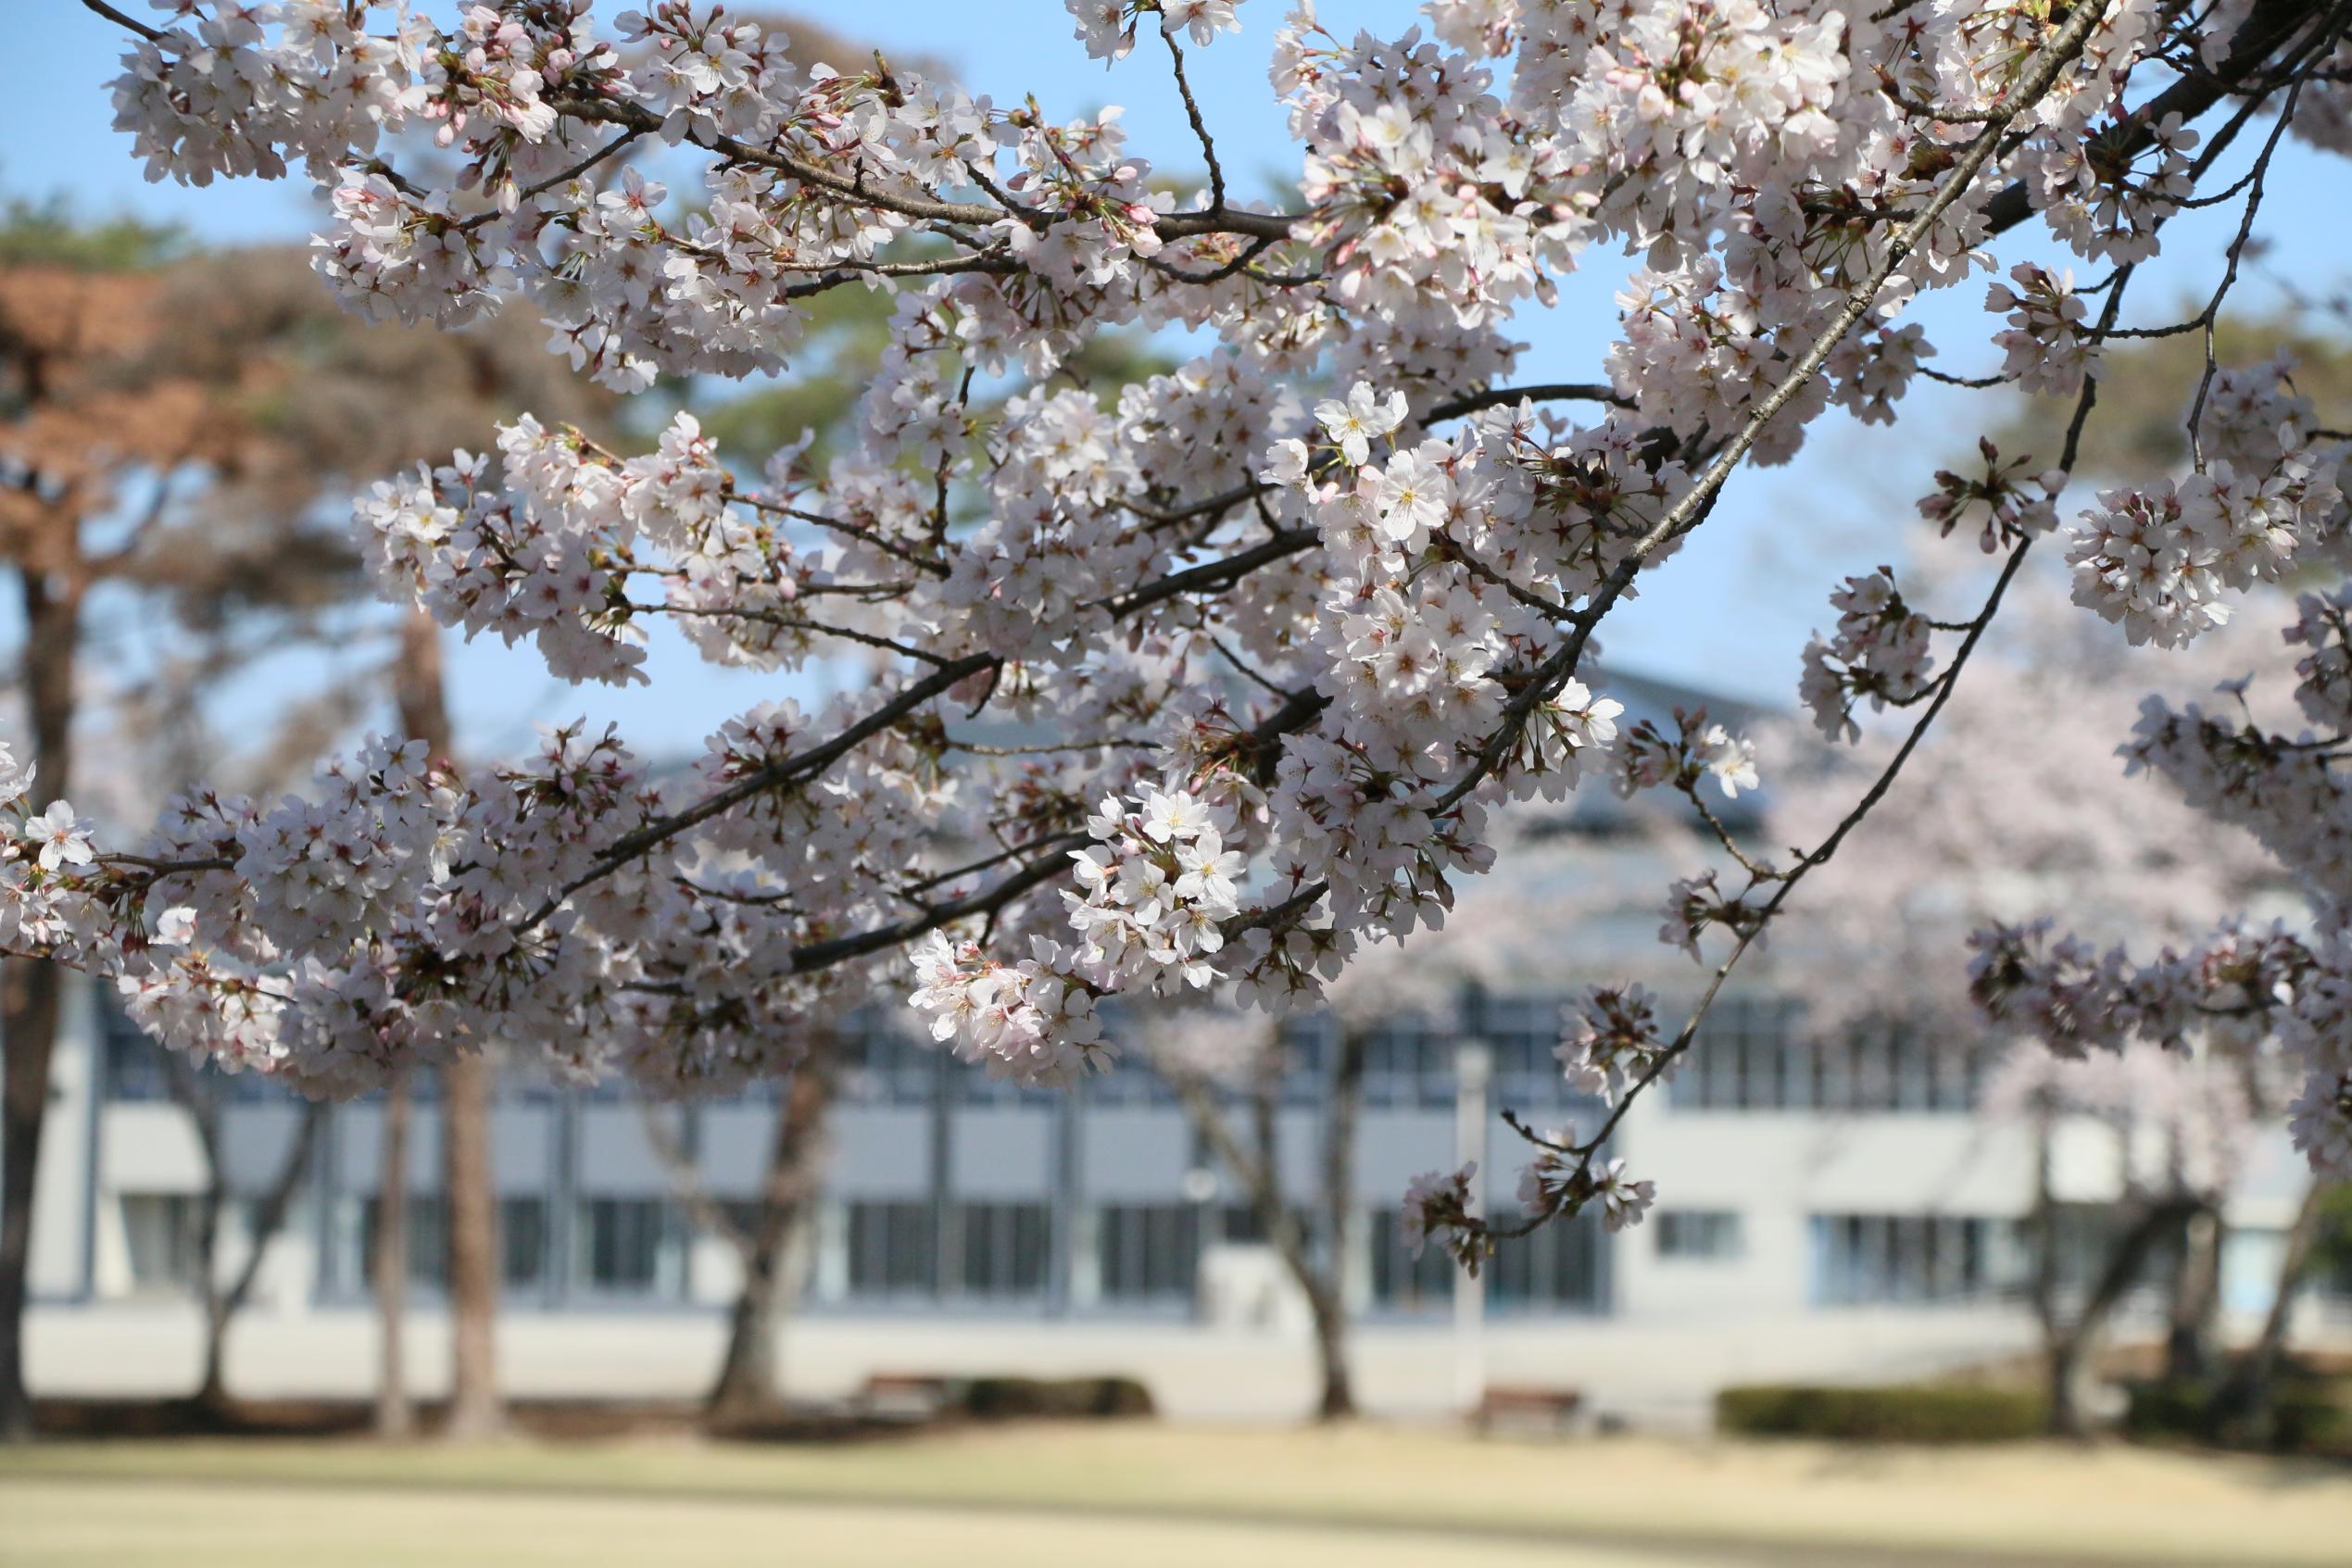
[
  {"x1": 22, "y1": 968, "x2": 2351, "y2": 1423},
  {"x1": 27, "y1": 991, "x2": 99, "y2": 1302}
]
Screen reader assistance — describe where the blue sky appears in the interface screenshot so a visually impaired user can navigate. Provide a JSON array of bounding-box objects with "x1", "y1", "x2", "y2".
[{"x1": 8, "y1": 0, "x2": 2343, "y2": 763}]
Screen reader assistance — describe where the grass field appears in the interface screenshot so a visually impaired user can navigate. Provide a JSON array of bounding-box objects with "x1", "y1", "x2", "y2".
[
  {"x1": 2, "y1": 1424, "x2": 2347, "y2": 1567},
  {"x1": 0, "y1": 1477, "x2": 1760, "y2": 1568}
]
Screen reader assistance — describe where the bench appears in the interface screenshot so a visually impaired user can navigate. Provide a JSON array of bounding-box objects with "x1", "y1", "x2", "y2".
[
  {"x1": 1475, "y1": 1385, "x2": 1583, "y2": 1435},
  {"x1": 857, "y1": 1374, "x2": 962, "y2": 1422}
]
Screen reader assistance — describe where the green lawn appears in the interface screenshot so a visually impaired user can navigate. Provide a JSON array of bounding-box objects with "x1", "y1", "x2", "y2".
[
  {"x1": 0, "y1": 1475, "x2": 1754, "y2": 1568},
  {"x1": 2, "y1": 1424, "x2": 2346, "y2": 1567}
]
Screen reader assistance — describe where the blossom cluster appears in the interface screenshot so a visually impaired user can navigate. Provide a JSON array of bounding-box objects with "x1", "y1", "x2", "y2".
[
  {"x1": 1972, "y1": 579, "x2": 2352, "y2": 1175},
  {"x1": 1069, "y1": 1, "x2": 1246, "y2": 63},
  {"x1": 2066, "y1": 446, "x2": 2342, "y2": 648},
  {"x1": 1518, "y1": 1146, "x2": 1656, "y2": 1234},
  {"x1": 1658, "y1": 869, "x2": 1769, "y2": 960},
  {"x1": 1, "y1": 746, "x2": 96, "y2": 955},
  {"x1": 1800, "y1": 569, "x2": 1939, "y2": 743},
  {"x1": 907, "y1": 932, "x2": 1111, "y2": 1085},
  {"x1": 1614, "y1": 711, "x2": 1762, "y2": 803},
  {"x1": 1400, "y1": 1162, "x2": 1480, "y2": 1264},
  {"x1": 1066, "y1": 790, "x2": 1247, "y2": 991},
  {"x1": 1918, "y1": 440, "x2": 2065, "y2": 556},
  {"x1": 1987, "y1": 264, "x2": 2102, "y2": 396},
  {"x1": 1554, "y1": 983, "x2": 1668, "y2": 1105}
]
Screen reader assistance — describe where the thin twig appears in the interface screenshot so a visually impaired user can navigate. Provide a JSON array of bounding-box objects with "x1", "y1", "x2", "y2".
[{"x1": 1162, "y1": 25, "x2": 1227, "y2": 213}]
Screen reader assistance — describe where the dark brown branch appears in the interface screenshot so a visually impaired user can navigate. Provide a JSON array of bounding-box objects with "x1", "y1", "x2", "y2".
[
  {"x1": 1980, "y1": 0, "x2": 2330, "y2": 235},
  {"x1": 78, "y1": 0, "x2": 163, "y2": 43},
  {"x1": 1425, "y1": 383, "x2": 1631, "y2": 420},
  {"x1": 555, "y1": 93, "x2": 1302, "y2": 242},
  {"x1": 1162, "y1": 26, "x2": 1227, "y2": 213}
]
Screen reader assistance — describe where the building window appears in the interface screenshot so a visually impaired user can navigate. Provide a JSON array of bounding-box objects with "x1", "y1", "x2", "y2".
[
  {"x1": 954, "y1": 1201, "x2": 1050, "y2": 1298},
  {"x1": 1216, "y1": 1202, "x2": 1316, "y2": 1247},
  {"x1": 1362, "y1": 1021, "x2": 1454, "y2": 1108},
  {"x1": 1490, "y1": 1212, "x2": 1605, "y2": 1311},
  {"x1": 847, "y1": 1200, "x2": 937, "y2": 1296},
  {"x1": 1486, "y1": 997, "x2": 1596, "y2": 1110},
  {"x1": 104, "y1": 1020, "x2": 173, "y2": 1103},
  {"x1": 358, "y1": 1196, "x2": 544, "y2": 1291},
  {"x1": 951, "y1": 1059, "x2": 1061, "y2": 1108},
  {"x1": 1098, "y1": 1204, "x2": 1199, "y2": 1301},
  {"x1": 1656, "y1": 1210, "x2": 1743, "y2": 1261},
  {"x1": 1369, "y1": 1209, "x2": 1454, "y2": 1311},
  {"x1": 1274, "y1": 1018, "x2": 1332, "y2": 1105},
  {"x1": 1810, "y1": 1213, "x2": 2010, "y2": 1305},
  {"x1": 502, "y1": 1197, "x2": 547, "y2": 1291},
  {"x1": 2033, "y1": 1204, "x2": 2177, "y2": 1299},
  {"x1": 843, "y1": 1022, "x2": 937, "y2": 1107},
  {"x1": 1672, "y1": 1006, "x2": 1982, "y2": 1113},
  {"x1": 1673, "y1": 997, "x2": 1803, "y2": 1110},
  {"x1": 103, "y1": 1010, "x2": 283, "y2": 1106},
  {"x1": 119, "y1": 1194, "x2": 202, "y2": 1293},
  {"x1": 359, "y1": 1194, "x2": 451, "y2": 1289},
  {"x1": 578, "y1": 1198, "x2": 683, "y2": 1296}
]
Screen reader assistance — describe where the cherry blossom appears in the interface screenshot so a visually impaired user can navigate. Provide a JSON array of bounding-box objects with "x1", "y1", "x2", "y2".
[
  {"x1": 1554, "y1": 982, "x2": 1667, "y2": 1106},
  {"x1": 19, "y1": 802, "x2": 95, "y2": 873},
  {"x1": 2066, "y1": 448, "x2": 2341, "y2": 648},
  {"x1": 1401, "y1": 1162, "x2": 1478, "y2": 1262},
  {"x1": 1987, "y1": 263, "x2": 2102, "y2": 396}
]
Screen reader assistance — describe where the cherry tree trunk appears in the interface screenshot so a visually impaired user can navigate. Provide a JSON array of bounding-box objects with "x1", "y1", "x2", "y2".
[
  {"x1": 1303, "y1": 1278, "x2": 1355, "y2": 1424},
  {"x1": 192, "y1": 1102, "x2": 322, "y2": 1417},
  {"x1": 1310, "y1": 1028, "x2": 1368, "y2": 1423},
  {"x1": 1237, "y1": 1048, "x2": 1357, "y2": 1423},
  {"x1": 0, "y1": 571, "x2": 80, "y2": 1443},
  {"x1": 194, "y1": 1298, "x2": 233, "y2": 1413},
  {"x1": 393, "y1": 611, "x2": 502, "y2": 1439},
  {"x1": 182, "y1": 1081, "x2": 229, "y2": 1414},
  {"x1": 2046, "y1": 1199, "x2": 2196, "y2": 1438},
  {"x1": 2044, "y1": 1327, "x2": 2096, "y2": 1440},
  {"x1": 2165, "y1": 1207, "x2": 2222, "y2": 1383},
  {"x1": 439, "y1": 1051, "x2": 501, "y2": 1438},
  {"x1": 1163, "y1": 1040, "x2": 1367, "y2": 1424},
  {"x1": 374, "y1": 1070, "x2": 413, "y2": 1437},
  {"x1": 2208, "y1": 1177, "x2": 2332, "y2": 1441},
  {"x1": 0, "y1": 959, "x2": 62, "y2": 1444},
  {"x1": 707, "y1": 1056, "x2": 836, "y2": 1422}
]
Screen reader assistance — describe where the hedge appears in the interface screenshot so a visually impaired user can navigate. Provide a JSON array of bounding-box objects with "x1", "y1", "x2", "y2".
[
  {"x1": 2125, "y1": 1376, "x2": 2352, "y2": 1457},
  {"x1": 1717, "y1": 1383, "x2": 2047, "y2": 1442},
  {"x1": 955, "y1": 1375, "x2": 1157, "y2": 1421}
]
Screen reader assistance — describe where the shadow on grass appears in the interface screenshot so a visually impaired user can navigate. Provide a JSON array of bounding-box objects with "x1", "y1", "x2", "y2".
[{"x1": 30, "y1": 1396, "x2": 945, "y2": 1446}]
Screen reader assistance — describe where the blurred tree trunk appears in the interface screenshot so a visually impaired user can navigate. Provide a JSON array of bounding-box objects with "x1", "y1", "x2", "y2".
[
  {"x1": 394, "y1": 610, "x2": 502, "y2": 1439},
  {"x1": 0, "y1": 566, "x2": 82, "y2": 1443},
  {"x1": 374, "y1": 1071, "x2": 413, "y2": 1438},
  {"x1": 706, "y1": 1051, "x2": 836, "y2": 1423},
  {"x1": 2207, "y1": 1177, "x2": 2333, "y2": 1442},
  {"x1": 439, "y1": 1053, "x2": 500, "y2": 1438},
  {"x1": 2043, "y1": 1205, "x2": 2198, "y2": 1436},
  {"x1": 375, "y1": 618, "x2": 423, "y2": 1434},
  {"x1": 2029, "y1": 1099, "x2": 2196, "y2": 1437},
  {"x1": 169, "y1": 1057, "x2": 324, "y2": 1417},
  {"x1": 1169, "y1": 1030, "x2": 1359, "y2": 1423},
  {"x1": 1312, "y1": 1028, "x2": 1366, "y2": 1423},
  {"x1": 2165, "y1": 1207, "x2": 2222, "y2": 1383}
]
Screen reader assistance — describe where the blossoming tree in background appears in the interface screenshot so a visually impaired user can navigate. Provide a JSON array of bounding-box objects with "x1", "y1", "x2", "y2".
[
  {"x1": 0, "y1": 217, "x2": 609, "y2": 1438},
  {"x1": 1143, "y1": 800, "x2": 1671, "y2": 1418},
  {"x1": 1765, "y1": 565, "x2": 2295, "y2": 1431},
  {"x1": 7, "y1": 0, "x2": 2352, "y2": 1404}
]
